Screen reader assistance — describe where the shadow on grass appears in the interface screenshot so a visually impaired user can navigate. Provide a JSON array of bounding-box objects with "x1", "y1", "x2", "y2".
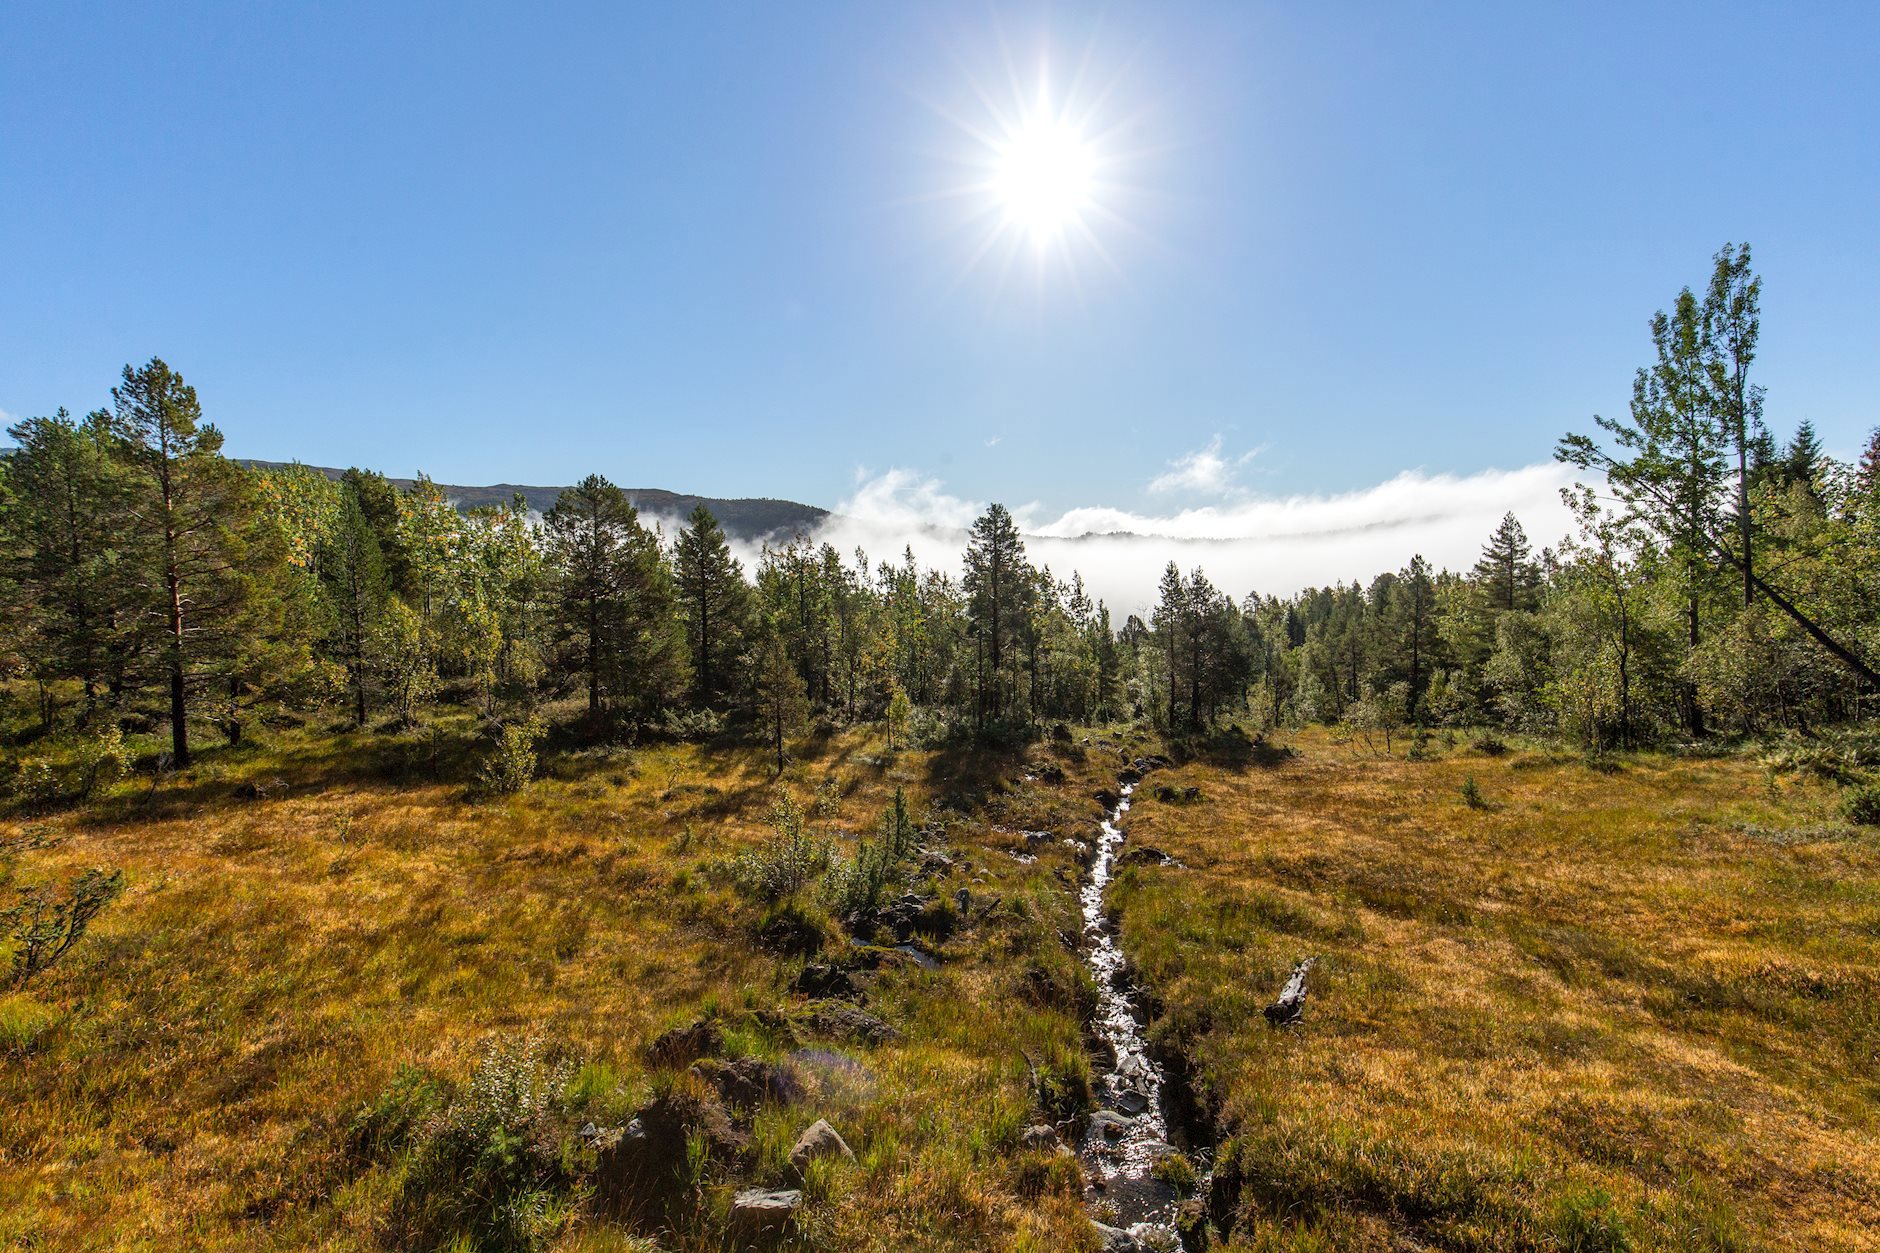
[{"x1": 1165, "y1": 724, "x2": 1295, "y2": 771}]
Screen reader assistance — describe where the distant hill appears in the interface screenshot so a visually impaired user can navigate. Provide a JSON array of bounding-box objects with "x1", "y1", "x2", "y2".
[{"x1": 237, "y1": 461, "x2": 828, "y2": 544}]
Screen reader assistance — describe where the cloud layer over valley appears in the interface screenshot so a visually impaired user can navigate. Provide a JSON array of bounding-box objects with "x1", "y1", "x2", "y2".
[{"x1": 754, "y1": 459, "x2": 1585, "y2": 617}]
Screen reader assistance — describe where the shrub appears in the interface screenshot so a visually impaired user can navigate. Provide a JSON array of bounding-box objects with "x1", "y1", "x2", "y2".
[
  {"x1": 76, "y1": 725, "x2": 132, "y2": 798},
  {"x1": 735, "y1": 794, "x2": 830, "y2": 901},
  {"x1": 4, "y1": 867, "x2": 125, "y2": 987},
  {"x1": 388, "y1": 1038, "x2": 577, "y2": 1250},
  {"x1": 1460, "y1": 775, "x2": 1486, "y2": 809},
  {"x1": 1471, "y1": 734, "x2": 1508, "y2": 757},
  {"x1": 658, "y1": 707, "x2": 724, "y2": 741},
  {"x1": 346, "y1": 1062, "x2": 449, "y2": 1161},
  {"x1": 5, "y1": 760, "x2": 61, "y2": 809},
  {"x1": 478, "y1": 716, "x2": 545, "y2": 796},
  {"x1": 1842, "y1": 783, "x2": 1880, "y2": 827}
]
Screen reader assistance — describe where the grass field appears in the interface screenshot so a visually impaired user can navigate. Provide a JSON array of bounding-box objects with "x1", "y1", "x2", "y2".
[
  {"x1": 1113, "y1": 727, "x2": 1880, "y2": 1251},
  {"x1": 3, "y1": 713, "x2": 1877, "y2": 1251}
]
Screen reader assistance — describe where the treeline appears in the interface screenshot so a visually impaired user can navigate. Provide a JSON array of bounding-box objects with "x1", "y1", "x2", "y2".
[
  {"x1": 0, "y1": 367, "x2": 1129, "y2": 767},
  {"x1": 2, "y1": 246, "x2": 1875, "y2": 768}
]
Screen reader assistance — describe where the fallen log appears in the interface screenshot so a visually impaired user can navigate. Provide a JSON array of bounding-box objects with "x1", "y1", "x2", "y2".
[{"x1": 1263, "y1": 958, "x2": 1317, "y2": 1026}]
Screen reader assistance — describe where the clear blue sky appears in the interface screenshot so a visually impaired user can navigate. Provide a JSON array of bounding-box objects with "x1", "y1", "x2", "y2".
[{"x1": 3, "y1": 2, "x2": 1876, "y2": 513}]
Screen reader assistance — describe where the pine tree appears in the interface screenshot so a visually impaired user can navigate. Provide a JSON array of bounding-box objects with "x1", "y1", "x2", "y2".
[
  {"x1": 756, "y1": 632, "x2": 808, "y2": 774},
  {"x1": 1858, "y1": 428, "x2": 1880, "y2": 500},
  {"x1": 320, "y1": 486, "x2": 390, "y2": 726},
  {"x1": 110, "y1": 358, "x2": 258, "y2": 766},
  {"x1": 674, "y1": 505, "x2": 750, "y2": 710},
  {"x1": 1703, "y1": 243, "x2": 1762, "y2": 607},
  {"x1": 962, "y1": 504, "x2": 1034, "y2": 727},
  {"x1": 0, "y1": 409, "x2": 133, "y2": 718},
  {"x1": 1785, "y1": 419, "x2": 1824, "y2": 496},
  {"x1": 542, "y1": 474, "x2": 681, "y2": 723},
  {"x1": 1471, "y1": 513, "x2": 1540, "y2": 612}
]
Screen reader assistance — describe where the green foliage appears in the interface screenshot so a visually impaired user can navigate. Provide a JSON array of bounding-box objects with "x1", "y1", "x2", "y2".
[
  {"x1": 1460, "y1": 775, "x2": 1486, "y2": 809},
  {"x1": 385, "y1": 1038, "x2": 577, "y2": 1252},
  {"x1": 346, "y1": 1063, "x2": 449, "y2": 1161},
  {"x1": 76, "y1": 724, "x2": 131, "y2": 798},
  {"x1": 735, "y1": 793, "x2": 830, "y2": 901},
  {"x1": 3, "y1": 867, "x2": 124, "y2": 986},
  {"x1": 824, "y1": 787, "x2": 921, "y2": 916},
  {"x1": 477, "y1": 716, "x2": 545, "y2": 797},
  {"x1": 1841, "y1": 783, "x2": 1880, "y2": 827}
]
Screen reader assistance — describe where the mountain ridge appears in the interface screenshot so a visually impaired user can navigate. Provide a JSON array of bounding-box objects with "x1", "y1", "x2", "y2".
[{"x1": 235, "y1": 460, "x2": 829, "y2": 544}]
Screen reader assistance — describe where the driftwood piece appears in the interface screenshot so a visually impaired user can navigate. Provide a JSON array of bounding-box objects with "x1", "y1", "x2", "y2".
[{"x1": 1263, "y1": 957, "x2": 1318, "y2": 1026}]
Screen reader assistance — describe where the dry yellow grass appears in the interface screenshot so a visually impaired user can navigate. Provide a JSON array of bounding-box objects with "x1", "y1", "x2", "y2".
[
  {"x1": 0, "y1": 715, "x2": 1120, "y2": 1252},
  {"x1": 1112, "y1": 727, "x2": 1880, "y2": 1252}
]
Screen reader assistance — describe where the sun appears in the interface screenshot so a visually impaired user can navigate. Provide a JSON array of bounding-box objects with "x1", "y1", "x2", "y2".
[{"x1": 993, "y1": 114, "x2": 1097, "y2": 242}]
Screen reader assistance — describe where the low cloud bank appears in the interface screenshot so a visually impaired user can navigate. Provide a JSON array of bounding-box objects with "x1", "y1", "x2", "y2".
[{"x1": 763, "y1": 462, "x2": 1583, "y2": 618}]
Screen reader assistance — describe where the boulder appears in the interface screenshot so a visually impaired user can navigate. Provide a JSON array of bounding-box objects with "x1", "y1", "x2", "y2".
[
  {"x1": 1094, "y1": 1222, "x2": 1142, "y2": 1251},
  {"x1": 1019, "y1": 1123, "x2": 1059, "y2": 1151},
  {"x1": 1089, "y1": 1110, "x2": 1132, "y2": 1141},
  {"x1": 787, "y1": 1118, "x2": 854, "y2": 1176},
  {"x1": 729, "y1": 1188, "x2": 802, "y2": 1239}
]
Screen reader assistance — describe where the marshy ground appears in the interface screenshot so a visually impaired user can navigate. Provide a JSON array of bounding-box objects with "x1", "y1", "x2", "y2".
[{"x1": 2, "y1": 717, "x2": 1876, "y2": 1251}]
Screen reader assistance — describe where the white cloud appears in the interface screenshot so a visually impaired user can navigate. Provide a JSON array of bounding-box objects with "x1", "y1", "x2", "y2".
[
  {"x1": 1147, "y1": 435, "x2": 1261, "y2": 497},
  {"x1": 800, "y1": 460, "x2": 1582, "y2": 617}
]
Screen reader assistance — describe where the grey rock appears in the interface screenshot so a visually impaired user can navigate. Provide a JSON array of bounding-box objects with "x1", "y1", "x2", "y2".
[
  {"x1": 1094, "y1": 1222, "x2": 1141, "y2": 1251},
  {"x1": 730, "y1": 1188, "x2": 801, "y2": 1237},
  {"x1": 1019, "y1": 1123, "x2": 1059, "y2": 1151},
  {"x1": 787, "y1": 1118, "x2": 854, "y2": 1175}
]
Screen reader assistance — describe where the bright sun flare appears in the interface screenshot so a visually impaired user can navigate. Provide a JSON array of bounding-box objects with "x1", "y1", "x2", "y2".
[{"x1": 993, "y1": 116, "x2": 1097, "y2": 241}]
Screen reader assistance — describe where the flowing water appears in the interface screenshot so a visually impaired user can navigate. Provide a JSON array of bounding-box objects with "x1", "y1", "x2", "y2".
[{"x1": 1077, "y1": 779, "x2": 1186, "y2": 1244}]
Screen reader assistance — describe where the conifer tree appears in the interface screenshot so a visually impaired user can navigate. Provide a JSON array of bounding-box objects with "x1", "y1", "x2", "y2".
[
  {"x1": 962, "y1": 504, "x2": 1033, "y2": 727},
  {"x1": 1472, "y1": 513, "x2": 1540, "y2": 612},
  {"x1": 110, "y1": 358, "x2": 258, "y2": 766},
  {"x1": 674, "y1": 504, "x2": 750, "y2": 710}
]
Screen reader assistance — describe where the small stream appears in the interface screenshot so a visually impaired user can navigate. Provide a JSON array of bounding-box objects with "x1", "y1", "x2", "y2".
[{"x1": 1076, "y1": 779, "x2": 1189, "y2": 1246}]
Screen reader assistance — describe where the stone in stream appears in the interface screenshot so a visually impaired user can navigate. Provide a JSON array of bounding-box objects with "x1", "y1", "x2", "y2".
[
  {"x1": 1089, "y1": 1110, "x2": 1133, "y2": 1141},
  {"x1": 729, "y1": 1188, "x2": 802, "y2": 1238},
  {"x1": 787, "y1": 1118, "x2": 854, "y2": 1176},
  {"x1": 1094, "y1": 1222, "x2": 1142, "y2": 1251},
  {"x1": 1113, "y1": 1086, "x2": 1150, "y2": 1115},
  {"x1": 1020, "y1": 1123, "x2": 1060, "y2": 1151}
]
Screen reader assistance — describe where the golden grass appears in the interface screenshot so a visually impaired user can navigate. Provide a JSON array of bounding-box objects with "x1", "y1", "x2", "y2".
[
  {"x1": 0, "y1": 715, "x2": 1123, "y2": 1252},
  {"x1": 1113, "y1": 727, "x2": 1880, "y2": 1252}
]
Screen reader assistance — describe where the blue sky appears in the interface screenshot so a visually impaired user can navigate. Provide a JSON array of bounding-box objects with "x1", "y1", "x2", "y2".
[{"x1": 3, "y1": 2, "x2": 1876, "y2": 536}]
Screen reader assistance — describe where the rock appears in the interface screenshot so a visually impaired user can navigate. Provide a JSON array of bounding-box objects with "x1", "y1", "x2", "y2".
[
  {"x1": 787, "y1": 1118, "x2": 854, "y2": 1176},
  {"x1": 1118, "y1": 846, "x2": 1173, "y2": 867},
  {"x1": 804, "y1": 1003, "x2": 899, "y2": 1045},
  {"x1": 1095, "y1": 789, "x2": 1120, "y2": 810},
  {"x1": 1020, "y1": 1123, "x2": 1059, "y2": 1151},
  {"x1": 1094, "y1": 1222, "x2": 1142, "y2": 1251},
  {"x1": 1089, "y1": 1110, "x2": 1132, "y2": 1141},
  {"x1": 794, "y1": 963, "x2": 860, "y2": 1000},
  {"x1": 920, "y1": 850, "x2": 954, "y2": 875},
  {"x1": 757, "y1": 911, "x2": 824, "y2": 956},
  {"x1": 647, "y1": 1018, "x2": 721, "y2": 1068},
  {"x1": 1114, "y1": 1086, "x2": 1150, "y2": 1115},
  {"x1": 729, "y1": 1188, "x2": 802, "y2": 1238}
]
